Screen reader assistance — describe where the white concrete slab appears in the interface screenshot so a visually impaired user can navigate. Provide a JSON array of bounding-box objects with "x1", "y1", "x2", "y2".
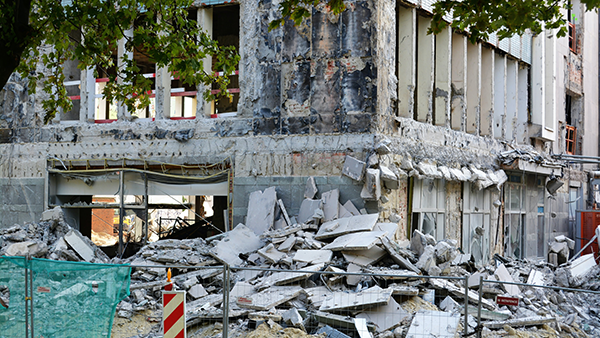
[
  {"x1": 570, "y1": 253, "x2": 597, "y2": 279},
  {"x1": 338, "y1": 203, "x2": 352, "y2": 218},
  {"x1": 277, "y1": 199, "x2": 292, "y2": 227},
  {"x1": 342, "y1": 246, "x2": 387, "y2": 267},
  {"x1": 210, "y1": 224, "x2": 263, "y2": 266},
  {"x1": 257, "y1": 243, "x2": 286, "y2": 263},
  {"x1": 260, "y1": 263, "x2": 324, "y2": 286},
  {"x1": 236, "y1": 286, "x2": 304, "y2": 311},
  {"x1": 494, "y1": 264, "x2": 520, "y2": 296},
  {"x1": 322, "y1": 189, "x2": 340, "y2": 222},
  {"x1": 374, "y1": 223, "x2": 398, "y2": 241},
  {"x1": 293, "y1": 249, "x2": 333, "y2": 265},
  {"x1": 526, "y1": 269, "x2": 545, "y2": 286},
  {"x1": 304, "y1": 176, "x2": 318, "y2": 199},
  {"x1": 246, "y1": 187, "x2": 277, "y2": 235},
  {"x1": 306, "y1": 286, "x2": 333, "y2": 308},
  {"x1": 342, "y1": 155, "x2": 366, "y2": 181},
  {"x1": 320, "y1": 286, "x2": 393, "y2": 312},
  {"x1": 346, "y1": 263, "x2": 363, "y2": 286},
  {"x1": 278, "y1": 236, "x2": 298, "y2": 252},
  {"x1": 405, "y1": 311, "x2": 460, "y2": 337},
  {"x1": 316, "y1": 214, "x2": 379, "y2": 240},
  {"x1": 356, "y1": 297, "x2": 409, "y2": 332},
  {"x1": 322, "y1": 231, "x2": 388, "y2": 251},
  {"x1": 64, "y1": 230, "x2": 95, "y2": 262},
  {"x1": 297, "y1": 198, "x2": 323, "y2": 225},
  {"x1": 343, "y1": 200, "x2": 361, "y2": 216}
]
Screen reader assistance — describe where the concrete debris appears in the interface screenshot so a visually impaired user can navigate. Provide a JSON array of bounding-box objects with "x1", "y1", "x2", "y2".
[
  {"x1": 297, "y1": 198, "x2": 323, "y2": 225},
  {"x1": 322, "y1": 231, "x2": 388, "y2": 251},
  {"x1": 210, "y1": 223, "x2": 263, "y2": 266},
  {"x1": 342, "y1": 246, "x2": 387, "y2": 267},
  {"x1": 379, "y1": 165, "x2": 398, "y2": 189},
  {"x1": 361, "y1": 168, "x2": 381, "y2": 201},
  {"x1": 320, "y1": 286, "x2": 393, "y2": 312},
  {"x1": 246, "y1": 187, "x2": 277, "y2": 235},
  {"x1": 341, "y1": 155, "x2": 366, "y2": 181},
  {"x1": 356, "y1": 296, "x2": 409, "y2": 332},
  {"x1": 483, "y1": 315, "x2": 556, "y2": 329},
  {"x1": 315, "y1": 213, "x2": 379, "y2": 240},
  {"x1": 342, "y1": 200, "x2": 361, "y2": 216},
  {"x1": 64, "y1": 229, "x2": 95, "y2": 262},
  {"x1": 304, "y1": 176, "x2": 318, "y2": 199},
  {"x1": 321, "y1": 189, "x2": 340, "y2": 222},
  {"x1": 406, "y1": 311, "x2": 460, "y2": 337},
  {"x1": 236, "y1": 286, "x2": 304, "y2": 311}
]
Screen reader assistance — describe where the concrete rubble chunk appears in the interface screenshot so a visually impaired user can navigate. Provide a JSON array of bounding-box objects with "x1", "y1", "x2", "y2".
[
  {"x1": 342, "y1": 155, "x2": 366, "y2": 181},
  {"x1": 41, "y1": 206, "x2": 64, "y2": 222},
  {"x1": 406, "y1": 311, "x2": 460, "y2": 337},
  {"x1": 278, "y1": 236, "x2": 298, "y2": 252},
  {"x1": 322, "y1": 231, "x2": 388, "y2": 251},
  {"x1": 277, "y1": 199, "x2": 292, "y2": 227},
  {"x1": 210, "y1": 223, "x2": 263, "y2": 266},
  {"x1": 321, "y1": 189, "x2": 340, "y2": 222},
  {"x1": 316, "y1": 213, "x2": 379, "y2": 240},
  {"x1": 338, "y1": 202, "x2": 352, "y2": 218},
  {"x1": 316, "y1": 325, "x2": 351, "y2": 338},
  {"x1": 346, "y1": 263, "x2": 363, "y2": 286},
  {"x1": 188, "y1": 284, "x2": 208, "y2": 299},
  {"x1": 364, "y1": 168, "x2": 381, "y2": 201},
  {"x1": 410, "y1": 229, "x2": 428, "y2": 256},
  {"x1": 483, "y1": 316, "x2": 556, "y2": 329},
  {"x1": 257, "y1": 243, "x2": 286, "y2": 263},
  {"x1": 374, "y1": 223, "x2": 398, "y2": 241},
  {"x1": 64, "y1": 230, "x2": 95, "y2": 262},
  {"x1": 4, "y1": 240, "x2": 47, "y2": 258},
  {"x1": 343, "y1": 200, "x2": 361, "y2": 216},
  {"x1": 246, "y1": 187, "x2": 278, "y2": 235},
  {"x1": 282, "y1": 308, "x2": 304, "y2": 328},
  {"x1": 416, "y1": 162, "x2": 442, "y2": 179},
  {"x1": 440, "y1": 296, "x2": 460, "y2": 312},
  {"x1": 379, "y1": 165, "x2": 398, "y2": 189},
  {"x1": 416, "y1": 245, "x2": 437, "y2": 273},
  {"x1": 527, "y1": 269, "x2": 545, "y2": 286},
  {"x1": 554, "y1": 235, "x2": 575, "y2": 250},
  {"x1": 388, "y1": 284, "x2": 419, "y2": 296},
  {"x1": 293, "y1": 249, "x2": 333, "y2": 265},
  {"x1": 570, "y1": 253, "x2": 596, "y2": 279},
  {"x1": 306, "y1": 286, "x2": 334, "y2": 308},
  {"x1": 438, "y1": 166, "x2": 453, "y2": 181},
  {"x1": 304, "y1": 176, "x2": 318, "y2": 199},
  {"x1": 356, "y1": 297, "x2": 409, "y2": 333},
  {"x1": 429, "y1": 278, "x2": 496, "y2": 310},
  {"x1": 236, "y1": 286, "x2": 303, "y2": 311},
  {"x1": 320, "y1": 286, "x2": 393, "y2": 312},
  {"x1": 435, "y1": 241, "x2": 456, "y2": 264},
  {"x1": 297, "y1": 198, "x2": 323, "y2": 225},
  {"x1": 380, "y1": 237, "x2": 420, "y2": 274},
  {"x1": 342, "y1": 246, "x2": 387, "y2": 267},
  {"x1": 549, "y1": 241, "x2": 570, "y2": 263},
  {"x1": 452, "y1": 253, "x2": 471, "y2": 265},
  {"x1": 258, "y1": 264, "x2": 324, "y2": 287},
  {"x1": 494, "y1": 264, "x2": 520, "y2": 296}
]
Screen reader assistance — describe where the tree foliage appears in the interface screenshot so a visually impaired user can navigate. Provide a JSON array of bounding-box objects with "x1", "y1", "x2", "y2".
[
  {"x1": 0, "y1": 0, "x2": 238, "y2": 123},
  {"x1": 273, "y1": 0, "x2": 599, "y2": 44}
]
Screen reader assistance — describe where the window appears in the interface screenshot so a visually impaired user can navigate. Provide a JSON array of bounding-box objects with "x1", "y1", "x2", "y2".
[
  {"x1": 462, "y1": 183, "x2": 491, "y2": 265},
  {"x1": 411, "y1": 178, "x2": 445, "y2": 241},
  {"x1": 565, "y1": 94, "x2": 577, "y2": 154},
  {"x1": 505, "y1": 175, "x2": 525, "y2": 259}
]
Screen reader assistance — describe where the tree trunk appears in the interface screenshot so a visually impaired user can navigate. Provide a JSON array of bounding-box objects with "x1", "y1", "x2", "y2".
[{"x1": 0, "y1": 0, "x2": 33, "y2": 90}]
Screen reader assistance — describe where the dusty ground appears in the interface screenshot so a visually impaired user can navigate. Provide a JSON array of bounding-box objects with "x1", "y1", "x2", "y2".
[{"x1": 111, "y1": 310, "x2": 159, "y2": 338}]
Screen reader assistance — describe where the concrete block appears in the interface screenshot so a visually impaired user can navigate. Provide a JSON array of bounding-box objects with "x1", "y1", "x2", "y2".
[
  {"x1": 322, "y1": 231, "x2": 388, "y2": 251},
  {"x1": 365, "y1": 168, "x2": 381, "y2": 200},
  {"x1": 342, "y1": 155, "x2": 366, "y2": 181},
  {"x1": 41, "y1": 206, "x2": 64, "y2": 222},
  {"x1": 554, "y1": 235, "x2": 575, "y2": 250},
  {"x1": 494, "y1": 264, "x2": 520, "y2": 296},
  {"x1": 415, "y1": 245, "x2": 436, "y2": 272},
  {"x1": 246, "y1": 187, "x2": 278, "y2": 235},
  {"x1": 410, "y1": 230, "x2": 428, "y2": 256},
  {"x1": 439, "y1": 296, "x2": 460, "y2": 312},
  {"x1": 64, "y1": 230, "x2": 95, "y2": 262},
  {"x1": 188, "y1": 284, "x2": 208, "y2": 299},
  {"x1": 210, "y1": 224, "x2": 263, "y2": 266},
  {"x1": 278, "y1": 236, "x2": 298, "y2": 252},
  {"x1": 338, "y1": 202, "x2": 352, "y2": 218},
  {"x1": 297, "y1": 198, "x2": 323, "y2": 225},
  {"x1": 356, "y1": 296, "x2": 409, "y2": 333},
  {"x1": 570, "y1": 253, "x2": 596, "y2": 279},
  {"x1": 293, "y1": 249, "x2": 333, "y2": 265},
  {"x1": 304, "y1": 177, "x2": 318, "y2": 199},
  {"x1": 236, "y1": 286, "x2": 303, "y2": 311},
  {"x1": 282, "y1": 308, "x2": 304, "y2": 327},
  {"x1": 321, "y1": 189, "x2": 340, "y2": 222},
  {"x1": 346, "y1": 263, "x2": 363, "y2": 286},
  {"x1": 379, "y1": 165, "x2": 398, "y2": 190},
  {"x1": 527, "y1": 269, "x2": 545, "y2": 286},
  {"x1": 435, "y1": 241, "x2": 456, "y2": 263}
]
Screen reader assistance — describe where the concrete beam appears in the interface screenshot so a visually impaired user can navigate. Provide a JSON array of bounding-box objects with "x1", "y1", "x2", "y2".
[
  {"x1": 451, "y1": 33, "x2": 467, "y2": 131},
  {"x1": 397, "y1": 6, "x2": 416, "y2": 118},
  {"x1": 505, "y1": 59, "x2": 518, "y2": 142},
  {"x1": 117, "y1": 27, "x2": 134, "y2": 120},
  {"x1": 466, "y1": 42, "x2": 481, "y2": 134},
  {"x1": 434, "y1": 26, "x2": 451, "y2": 127},
  {"x1": 493, "y1": 53, "x2": 506, "y2": 139},
  {"x1": 480, "y1": 47, "x2": 494, "y2": 136},
  {"x1": 416, "y1": 15, "x2": 434, "y2": 123},
  {"x1": 197, "y1": 8, "x2": 213, "y2": 118}
]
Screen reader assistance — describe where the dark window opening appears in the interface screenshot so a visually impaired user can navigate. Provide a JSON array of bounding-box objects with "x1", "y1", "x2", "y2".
[{"x1": 212, "y1": 5, "x2": 240, "y2": 116}]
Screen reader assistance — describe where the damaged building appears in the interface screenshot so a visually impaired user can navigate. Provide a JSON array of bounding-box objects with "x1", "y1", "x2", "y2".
[{"x1": 0, "y1": 0, "x2": 600, "y2": 267}]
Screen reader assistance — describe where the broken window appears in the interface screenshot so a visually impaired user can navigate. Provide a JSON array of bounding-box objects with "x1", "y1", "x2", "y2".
[
  {"x1": 462, "y1": 183, "x2": 491, "y2": 265},
  {"x1": 411, "y1": 178, "x2": 445, "y2": 241}
]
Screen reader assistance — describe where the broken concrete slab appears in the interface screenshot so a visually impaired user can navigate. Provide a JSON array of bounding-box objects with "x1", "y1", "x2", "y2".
[
  {"x1": 4, "y1": 240, "x2": 47, "y2": 258},
  {"x1": 210, "y1": 224, "x2": 263, "y2": 266},
  {"x1": 527, "y1": 269, "x2": 546, "y2": 286},
  {"x1": 405, "y1": 311, "x2": 460, "y2": 337},
  {"x1": 278, "y1": 236, "x2": 298, "y2": 252},
  {"x1": 440, "y1": 296, "x2": 460, "y2": 312},
  {"x1": 380, "y1": 237, "x2": 420, "y2": 274},
  {"x1": 429, "y1": 278, "x2": 496, "y2": 310},
  {"x1": 342, "y1": 246, "x2": 387, "y2": 267},
  {"x1": 313, "y1": 312, "x2": 376, "y2": 333},
  {"x1": 343, "y1": 200, "x2": 361, "y2": 216},
  {"x1": 364, "y1": 168, "x2": 381, "y2": 201},
  {"x1": 452, "y1": 253, "x2": 471, "y2": 265},
  {"x1": 297, "y1": 199, "x2": 323, "y2": 225},
  {"x1": 320, "y1": 286, "x2": 393, "y2": 312},
  {"x1": 494, "y1": 264, "x2": 520, "y2": 296},
  {"x1": 483, "y1": 315, "x2": 556, "y2": 329},
  {"x1": 415, "y1": 245, "x2": 436, "y2": 273},
  {"x1": 246, "y1": 187, "x2": 278, "y2": 235},
  {"x1": 304, "y1": 176, "x2": 318, "y2": 199},
  {"x1": 379, "y1": 165, "x2": 398, "y2": 190},
  {"x1": 374, "y1": 223, "x2": 398, "y2": 241},
  {"x1": 322, "y1": 231, "x2": 388, "y2": 251},
  {"x1": 257, "y1": 243, "x2": 286, "y2": 263},
  {"x1": 236, "y1": 286, "x2": 304, "y2": 311},
  {"x1": 346, "y1": 263, "x2": 363, "y2": 286},
  {"x1": 570, "y1": 253, "x2": 596, "y2": 279},
  {"x1": 356, "y1": 296, "x2": 409, "y2": 333},
  {"x1": 554, "y1": 235, "x2": 575, "y2": 250},
  {"x1": 306, "y1": 286, "x2": 334, "y2": 308},
  {"x1": 316, "y1": 325, "x2": 351, "y2": 338},
  {"x1": 338, "y1": 202, "x2": 352, "y2": 218},
  {"x1": 260, "y1": 263, "x2": 324, "y2": 287},
  {"x1": 388, "y1": 284, "x2": 419, "y2": 296},
  {"x1": 342, "y1": 155, "x2": 366, "y2": 181},
  {"x1": 322, "y1": 189, "x2": 340, "y2": 222},
  {"x1": 410, "y1": 230, "x2": 428, "y2": 256},
  {"x1": 293, "y1": 249, "x2": 333, "y2": 265},
  {"x1": 277, "y1": 199, "x2": 292, "y2": 227},
  {"x1": 315, "y1": 213, "x2": 379, "y2": 240},
  {"x1": 64, "y1": 230, "x2": 95, "y2": 262},
  {"x1": 188, "y1": 284, "x2": 208, "y2": 299},
  {"x1": 435, "y1": 241, "x2": 456, "y2": 264},
  {"x1": 282, "y1": 308, "x2": 304, "y2": 328}
]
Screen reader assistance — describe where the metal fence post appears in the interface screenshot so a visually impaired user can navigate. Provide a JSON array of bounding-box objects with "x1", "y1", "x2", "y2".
[
  {"x1": 222, "y1": 265, "x2": 230, "y2": 338},
  {"x1": 477, "y1": 276, "x2": 483, "y2": 338},
  {"x1": 24, "y1": 257, "x2": 29, "y2": 338},
  {"x1": 464, "y1": 275, "x2": 469, "y2": 337}
]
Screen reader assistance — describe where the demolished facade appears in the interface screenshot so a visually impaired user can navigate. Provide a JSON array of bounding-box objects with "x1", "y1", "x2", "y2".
[{"x1": 1, "y1": 0, "x2": 600, "y2": 327}]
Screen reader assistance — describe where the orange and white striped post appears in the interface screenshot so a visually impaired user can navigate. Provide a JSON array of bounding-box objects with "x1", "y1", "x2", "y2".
[{"x1": 163, "y1": 268, "x2": 186, "y2": 338}]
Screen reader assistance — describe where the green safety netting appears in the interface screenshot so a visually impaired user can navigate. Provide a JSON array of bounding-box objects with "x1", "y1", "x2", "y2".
[{"x1": 0, "y1": 257, "x2": 131, "y2": 338}]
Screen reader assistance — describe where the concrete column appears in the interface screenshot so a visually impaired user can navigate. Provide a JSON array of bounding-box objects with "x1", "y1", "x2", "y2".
[
  {"x1": 480, "y1": 47, "x2": 494, "y2": 136},
  {"x1": 544, "y1": 29, "x2": 557, "y2": 140},
  {"x1": 466, "y1": 42, "x2": 481, "y2": 134},
  {"x1": 155, "y1": 64, "x2": 172, "y2": 119},
  {"x1": 197, "y1": 8, "x2": 214, "y2": 118},
  {"x1": 530, "y1": 32, "x2": 545, "y2": 129},
  {"x1": 117, "y1": 27, "x2": 134, "y2": 120},
  {"x1": 451, "y1": 33, "x2": 467, "y2": 131},
  {"x1": 435, "y1": 26, "x2": 451, "y2": 127},
  {"x1": 493, "y1": 53, "x2": 506, "y2": 139},
  {"x1": 516, "y1": 65, "x2": 529, "y2": 144},
  {"x1": 505, "y1": 60, "x2": 518, "y2": 142},
  {"x1": 416, "y1": 15, "x2": 434, "y2": 123},
  {"x1": 397, "y1": 6, "x2": 416, "y2": 118},
  {"x1": 80, "y1": 67, "x2": 96, "y2": 122}
]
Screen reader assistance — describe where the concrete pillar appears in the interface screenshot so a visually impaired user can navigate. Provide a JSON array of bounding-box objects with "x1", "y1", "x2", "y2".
[
  {"x1": 416, "y1": 15, "x2": 434, "y2": 123},
  {"x1": 80, "y1": 67, "x2": 96, "y2": 122},
  {"x1": 451, "y1": 33, "x2": 467, "y2": 131},
  {"x1": 480, "y1": 47, "x2": 494, "y2": 136},
  {"x1": 117, "y1": 27, "x2": 134, "y2": 120},
  {"x1": 397, "y1": 6, "x2": 416, "y2": 118},
  {"x1": 493, "y1": 53, "x2": 506, "y2": 139},
  {"x1": 155, "y1": 64, "x2": 172, "y2": 119},
  {"x1": 530, "y1": 32, "x2": 545, "y2": 129},
  {"x1": 197, "y1": 8, "x2": 214, "y2": 118},
  {"x1": 435, "y1": 26, "x2": 451, "y2": 127},
  {"x1": 505, "y1": 59, "x2": 518, "y2": 142},
  {"x1": 544, "y1": 29, "x2": 557, "y2": 140},
  {"x1": 466, "y1": 42, "x2": 481, "y2": 134},
  {"x1": 516, "y1": 65, "x2": 529, "y2": 144}
]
